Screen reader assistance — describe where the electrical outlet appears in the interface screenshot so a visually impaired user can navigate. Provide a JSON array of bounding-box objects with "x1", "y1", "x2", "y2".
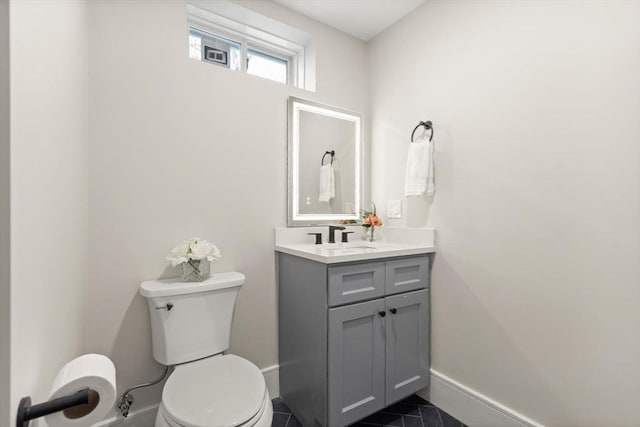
[{"x1": 386, "y1": 200, "x2": 402, "y2": 219}]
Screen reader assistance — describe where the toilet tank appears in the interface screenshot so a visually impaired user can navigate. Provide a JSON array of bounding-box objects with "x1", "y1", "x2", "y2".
[{"x1": 140, "y1": 272, "x2": 245, "y2": 365}]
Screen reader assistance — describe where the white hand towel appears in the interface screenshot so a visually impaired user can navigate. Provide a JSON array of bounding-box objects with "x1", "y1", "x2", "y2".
[
  {"x1": 319, "y1": 163, "x2": 335, "y2": 202},
  {"x1": 404, "y1": 134, "x2": 435, "y2": 197}
]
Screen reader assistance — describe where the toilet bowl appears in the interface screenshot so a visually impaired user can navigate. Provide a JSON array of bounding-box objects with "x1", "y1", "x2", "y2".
[
  {"x1": 140, "y1": 273, "x2": 272, "y2": 427},
  {"x1": 155, "y1": 355, "x2": 272, "y2": 427}
]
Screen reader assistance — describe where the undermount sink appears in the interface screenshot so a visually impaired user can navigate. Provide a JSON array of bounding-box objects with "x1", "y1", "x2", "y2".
[
  {"x1": 320, "y1": 243, "x2": 376, "y2": 249},
  {"x1": 337, "y1": 245, "x2": 376, "y2": 250},
  {"x1": 324, "y1": 245, "x2": 377, "y2": 253}
]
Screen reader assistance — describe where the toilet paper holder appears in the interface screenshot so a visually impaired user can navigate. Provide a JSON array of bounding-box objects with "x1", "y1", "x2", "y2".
[{"x1": 16, "y1": 388, "x2": 90, "y2": 427}]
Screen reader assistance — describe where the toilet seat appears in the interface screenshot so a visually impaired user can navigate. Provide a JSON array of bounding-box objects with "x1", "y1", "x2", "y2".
[
  {"x1": 158, "y1": 391, "x2": 270, "y2": 427},
  {"x1": 161, "y1": 354, "x2": 267, "y2": 427}
]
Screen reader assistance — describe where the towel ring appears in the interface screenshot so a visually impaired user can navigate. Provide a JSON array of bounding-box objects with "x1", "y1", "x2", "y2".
[
  {"x1": 411, "y1": 121, "x2": 434, "y2": 142},
  {"x1": 321, "y1": 150, "x2": 335, "y2": 166}
]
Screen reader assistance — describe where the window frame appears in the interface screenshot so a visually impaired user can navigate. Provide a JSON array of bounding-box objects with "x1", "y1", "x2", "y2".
[{"x1": 187, "y1": 7, "x2": 304, "y2": 88}]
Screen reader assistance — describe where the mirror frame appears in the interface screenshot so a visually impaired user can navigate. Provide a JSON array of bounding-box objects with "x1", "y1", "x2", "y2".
[{"x1": 287, "y1": 96, "x2": 363, "y2": 226}]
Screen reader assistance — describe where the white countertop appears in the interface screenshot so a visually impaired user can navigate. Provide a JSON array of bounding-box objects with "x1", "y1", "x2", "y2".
[{"x1": 274, "y1": 227, "x2": 435, "y2": 264}]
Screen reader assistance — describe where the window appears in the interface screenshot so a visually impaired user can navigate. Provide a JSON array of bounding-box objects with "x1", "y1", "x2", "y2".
[
  {"x1": 187, "y1": 2, "x2": 314, "y2": 90},
  {"x1": 188, "y1": 26, "x2": 291, "y2": 85}
]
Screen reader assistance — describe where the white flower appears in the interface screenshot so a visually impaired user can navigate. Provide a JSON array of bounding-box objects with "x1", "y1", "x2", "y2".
[
  {"x1": 167, "y1": 237, "x2": 222, "y2": 266},
  {"x1": 166, "y1": 240, "x2": 190, "y2": 267},
  {"x1": 188, "y1": 240, "x2": 209, "y2": 260},
  {"x1": 205, "y1": 244, "x2": 221, "y2": 262}
]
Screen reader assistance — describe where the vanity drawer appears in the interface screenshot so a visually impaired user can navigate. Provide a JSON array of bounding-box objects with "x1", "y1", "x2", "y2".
[
  {"x1": 328, "y1": 262, "x2": 385, "y2": 306},
  {"x1": 385, "y1": 255, "x2": 429, "y2": 295}
]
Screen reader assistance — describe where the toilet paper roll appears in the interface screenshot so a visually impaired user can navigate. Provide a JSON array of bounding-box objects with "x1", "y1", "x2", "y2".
[{"x1": 44, "y1": 354, "x2": 116, "y2": 427}]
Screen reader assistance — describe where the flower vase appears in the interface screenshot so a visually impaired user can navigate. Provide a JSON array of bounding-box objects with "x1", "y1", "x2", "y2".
[
  {"x1": 181, "y1": 259, "x2": 210, "y2": 282},
  {"x1": 364, "y1": 226, "x2": 377, "y2": 242}
]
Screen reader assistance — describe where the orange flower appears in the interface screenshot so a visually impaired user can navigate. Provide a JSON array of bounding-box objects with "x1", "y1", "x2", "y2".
[{"x1": 364, "y1": 214, "x2": 383, "y2": 227}]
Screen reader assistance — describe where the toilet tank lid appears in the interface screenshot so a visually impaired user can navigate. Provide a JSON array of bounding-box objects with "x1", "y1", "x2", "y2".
[{"x1": 139, "y1": 272, "x2": 245, "y2": 298}]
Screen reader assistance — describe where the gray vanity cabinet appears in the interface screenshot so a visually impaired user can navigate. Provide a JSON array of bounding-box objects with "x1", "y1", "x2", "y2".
[{"x1": 278, "y1": 253, "x2": 431, "y2": 427}]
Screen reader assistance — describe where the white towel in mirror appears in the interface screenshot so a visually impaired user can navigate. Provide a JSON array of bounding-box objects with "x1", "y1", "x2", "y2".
[{"x1": 319, "y1": 163, "x2": 335, "y2": 202}]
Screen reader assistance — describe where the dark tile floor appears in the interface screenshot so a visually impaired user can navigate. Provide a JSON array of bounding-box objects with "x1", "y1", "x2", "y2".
[{"x1": 272, "y1": 394, "x2": 467, "y2": 427}]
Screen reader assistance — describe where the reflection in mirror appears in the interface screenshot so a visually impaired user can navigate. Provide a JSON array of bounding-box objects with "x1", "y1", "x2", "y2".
[
  {"x1": 298, "y1": 111, "x2": 355, "y2": 214},
  {"x1": 288, "y1": 97, "x2": 362, "y2": 226}
]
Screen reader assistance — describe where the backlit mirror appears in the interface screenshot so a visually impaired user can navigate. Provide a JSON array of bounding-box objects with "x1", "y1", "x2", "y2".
[{"x1": 288, "y1": 97, "x2": 363, "y2": 226}]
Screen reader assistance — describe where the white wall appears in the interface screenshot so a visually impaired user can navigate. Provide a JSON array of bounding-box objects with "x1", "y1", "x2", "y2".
[
  {"x1": 9, "y1": 0, "x2": 88, "y2": 418},
  {"x1": 0, "y1": 0, "x2": 10, "y2": 424},
  {"x1": 87, "y1": 0, "x2": 368, "y2": 410},
  {"x1": 369, "y1": 1, "x2": 640, "y2": 425}
]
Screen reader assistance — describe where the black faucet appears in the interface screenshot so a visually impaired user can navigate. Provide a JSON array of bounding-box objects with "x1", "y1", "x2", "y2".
[
  {"x1": 341, "y1": 231, "x2": 355, "y2": 243},
  {"x1": 328, "y1": 225, "x2": 346, "y2": 243},
  {"x1": 307, "y1": 232, "x2": 323, "y2": 245}
]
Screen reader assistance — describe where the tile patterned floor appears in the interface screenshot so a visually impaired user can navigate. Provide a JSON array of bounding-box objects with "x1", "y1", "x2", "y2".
[{"x1": 272, "y1": 394, "x2": 467, "y2": 427}]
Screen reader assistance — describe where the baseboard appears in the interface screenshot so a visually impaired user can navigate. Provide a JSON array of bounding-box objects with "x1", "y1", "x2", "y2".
[
  {"x1": 420, "y1": 369, "x2": 544, "y2": 427},
  {"x1": 92, "y1": 404, "x2": 158, "y2": 427},
  {"x1": 95, "y1": 366, "x2": 544, "y2": 427},
  {"x1": 92, "y1": 365, "x2": 281, "y2": 426},
  {"x1": 262, "y1": 364, "x2": 280, "y2": 399}
]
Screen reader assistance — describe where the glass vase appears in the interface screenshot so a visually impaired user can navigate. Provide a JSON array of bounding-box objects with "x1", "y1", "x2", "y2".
[
  {"x1": 181, "y1": 259, "x2": 210, "y2": 282},
  {"x1": 363, "y1": 226, "x2": 377, "y2": 242}
]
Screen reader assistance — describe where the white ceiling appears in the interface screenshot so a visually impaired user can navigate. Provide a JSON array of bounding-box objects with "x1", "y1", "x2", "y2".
[{"x1": 272, "y1": 0, "x2": 425, "y2": 41}]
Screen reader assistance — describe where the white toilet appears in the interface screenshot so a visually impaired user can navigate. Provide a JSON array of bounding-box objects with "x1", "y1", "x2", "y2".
[{"x1": 140, "y1": 272, "x2": 272, "y2": 427}]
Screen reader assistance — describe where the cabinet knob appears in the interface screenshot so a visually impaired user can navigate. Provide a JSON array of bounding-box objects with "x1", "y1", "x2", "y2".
[
  {"x1": 389, "y1": 308, "x2": 397, "y2": 315},
  {"x1": 378, "y1": 311, "x2": 386, "y2": 317}
]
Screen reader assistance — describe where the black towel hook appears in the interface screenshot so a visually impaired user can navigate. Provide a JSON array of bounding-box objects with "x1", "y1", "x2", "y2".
[
  {"x1": 321, "y1": 150, "x2": 335, "y2": 166},
  {"x1": 410, "y1": 121, "x2": 434, "y2": 142}
]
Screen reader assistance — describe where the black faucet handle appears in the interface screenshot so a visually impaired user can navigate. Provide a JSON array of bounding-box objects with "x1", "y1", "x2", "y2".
[
  {"x1": 341, "y1": 231, "x2": 355, "y2": 243},
  {"x1": 327, "y1": 225, "x2": 346, "y2": 243},
  {"x1": 307, "y1": 233, "x2": 323, "y2": 245}
]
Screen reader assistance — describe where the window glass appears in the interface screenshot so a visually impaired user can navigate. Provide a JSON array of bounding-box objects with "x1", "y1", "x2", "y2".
[
  {"x1": 189, "y1": 28, "x2": 241, "y2": 71},
  {"x1": 247, "y1": 49, "x2": 288, "y2": 84}
]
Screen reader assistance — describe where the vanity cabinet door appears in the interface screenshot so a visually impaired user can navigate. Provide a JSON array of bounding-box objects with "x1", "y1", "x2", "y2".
[
  {"x1": 328, "y1": 298, "x2": 386, "y2": 426},
  {"x1": 385, "y1": 255, "x2": 429, "y2": 295},
  {"x1": 385, "y1": 289, "x2": 430, "y2": 404}
]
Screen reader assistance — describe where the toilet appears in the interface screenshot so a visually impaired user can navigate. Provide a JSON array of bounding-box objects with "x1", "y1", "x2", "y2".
[{"x1": 140, "y1": 272, "x2": 272, "y2": 427}]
